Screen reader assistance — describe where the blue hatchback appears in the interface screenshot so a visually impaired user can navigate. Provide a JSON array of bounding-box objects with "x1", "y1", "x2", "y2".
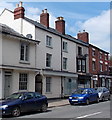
[
  {"x1": 0, "y1": 92, "x2": 48, "y2": 117},
  {"x1": 69, "y1": 88, "x2": 99, "y2": 105}
]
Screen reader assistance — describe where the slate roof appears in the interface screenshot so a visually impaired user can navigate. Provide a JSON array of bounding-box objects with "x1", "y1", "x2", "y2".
[
  {"x1": 0, "y1": 23, "x2": 39, "y2": 43},
  {"x1": 24, "y1": 17, "x2": 89, "y2": 47}
]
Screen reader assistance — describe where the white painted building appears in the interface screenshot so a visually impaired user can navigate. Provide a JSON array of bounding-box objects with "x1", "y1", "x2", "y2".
[{"x1": 0, "y1": 2, "x2": 90, "y2": 99}]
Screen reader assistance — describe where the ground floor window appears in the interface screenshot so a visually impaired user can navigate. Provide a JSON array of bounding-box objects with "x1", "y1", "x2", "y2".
[
  {"x1": 46, "y1": 77, "x2": 51, "y2": 92},
  {"x1": 19, "y1": 73, "x2": 28, "y2": 90},
  {"x1": 101, "y1": 78, "x2": 105, "y2": 87}
]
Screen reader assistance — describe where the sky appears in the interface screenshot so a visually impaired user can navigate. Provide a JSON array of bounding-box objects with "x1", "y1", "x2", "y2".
[{"x1": 0, "y1": 1, "x2": 111, "y2": 53}]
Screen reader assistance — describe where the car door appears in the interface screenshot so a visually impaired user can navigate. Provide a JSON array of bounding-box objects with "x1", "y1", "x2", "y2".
[
  {"x1": 103, "y1": 88, "x2": 109, "y2": 99},
  {"x1": 21, "y1": 93, "x2": 36, "y2": 112},
  {"x1": 33, "y1": 92, "x2": 44, "y2": 110},
  {"x1": 88, "y1": 89, "x2": 94, "y2": 102}
]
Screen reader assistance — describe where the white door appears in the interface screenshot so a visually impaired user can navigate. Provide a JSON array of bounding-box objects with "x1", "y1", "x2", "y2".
[{"x1": 4, "y1": 75, "x2": 11, "y2": 98}]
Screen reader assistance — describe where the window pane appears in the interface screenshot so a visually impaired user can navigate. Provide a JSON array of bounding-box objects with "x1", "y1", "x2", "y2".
[
  {"x1": 46, "y1": 77, "x2": 51, "y2": 92},
  {"x1": 63, "y1": 57, "x2": 67, "y2": 70},
  {"x1": 20, "y1": 44, "x2": 24, "y2": 60},
  {"x1": 19, "y1": 73, "x2": 28, "y2": 90},
  {"x1": 46, "y1": 53, "x2": 52, "y2": 67}
]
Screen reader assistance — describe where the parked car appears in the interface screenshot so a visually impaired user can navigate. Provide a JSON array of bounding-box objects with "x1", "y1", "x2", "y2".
[
  {"x1": 69, "y1": 88, "x2": 99, "y2": 105},
  {"x1": 0, "y1": 92, "x2": 48, "y2": 117},
  {"x1": 95, "y1": 87, "x2": 111, "y2": 101}
]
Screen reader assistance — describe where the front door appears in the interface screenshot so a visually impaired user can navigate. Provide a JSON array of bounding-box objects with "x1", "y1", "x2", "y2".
[
  {"x1": 35, "y1": 74, "x2": 42, "y2": 94},
  {"x1": 4, "y1": 75, "x2": 11, "y2": 98}
]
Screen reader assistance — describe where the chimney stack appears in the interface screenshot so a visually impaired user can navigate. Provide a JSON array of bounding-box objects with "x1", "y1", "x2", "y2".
[
  {"x1": 77, "y1": 30, "x2": 89, "y2": 43},
  {"x1": 55, "y1": 17, "x2": 65, "y2": 34},
  {"x1": 14, "y1": 1, "x2": 25, "y2": 20},
  {"x1": 40, "y1": 9, "x2": 49, "y2": 28}
]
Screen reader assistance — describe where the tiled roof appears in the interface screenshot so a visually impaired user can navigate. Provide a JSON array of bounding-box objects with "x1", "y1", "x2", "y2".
[{"x1": 24, "y1": 17, "x2": 89, "y2": 46}]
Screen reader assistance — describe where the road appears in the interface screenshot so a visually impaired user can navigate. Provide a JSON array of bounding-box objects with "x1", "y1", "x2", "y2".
[{"x1": 18, "y1": 100, "x2": 111, "y2": 119}]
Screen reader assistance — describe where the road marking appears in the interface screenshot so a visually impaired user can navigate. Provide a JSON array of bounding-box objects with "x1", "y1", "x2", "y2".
[{"x1": 76, "y1": 112, "x2": 102, "y2": 119}]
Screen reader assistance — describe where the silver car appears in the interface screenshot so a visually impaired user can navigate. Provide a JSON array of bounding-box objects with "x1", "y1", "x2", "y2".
[{"x1": 96, "y1": 87, "x2": 110, "y2": 101}]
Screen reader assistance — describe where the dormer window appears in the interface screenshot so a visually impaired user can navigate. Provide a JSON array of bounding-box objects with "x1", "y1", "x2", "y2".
[{"x1": 20, "y1": 42, "x2": 29, "y2": 62}]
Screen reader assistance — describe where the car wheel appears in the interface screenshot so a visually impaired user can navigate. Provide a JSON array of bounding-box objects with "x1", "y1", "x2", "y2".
[
  {"x1": 102, "y1": 97, "x2": 105, "y2": 101},
  {"x1": 12, "y1": 107, "x2": 20, "y2": 117},
  {"x1": 41, "y1": 104, "x2": 47, "y2": 112},
  {"x1": 70, "y1": 102, "x2": 74, "y2": 105},
  {"x1": 86, "y1": 99, "x2": 89, "y2": 105}
]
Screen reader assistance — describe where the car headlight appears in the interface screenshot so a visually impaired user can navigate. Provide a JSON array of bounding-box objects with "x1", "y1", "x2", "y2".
[
  {"x1": 69, "y1": 97, "x2": 72, "y2": 99},
  {"x1": 0, "y1": 105, "x2": 8, "y2": 109},
  {"x1": 78, "y1": 97, "x2": 84, "y2": 99}
]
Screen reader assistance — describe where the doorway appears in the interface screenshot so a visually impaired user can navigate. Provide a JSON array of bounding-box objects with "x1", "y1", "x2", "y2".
[
  {"x1": 35, "y1": 74, "x2": 43, "y2": 94},
  {"x1": 4, "y1": 71, "x2": 12, "y2": 98}
]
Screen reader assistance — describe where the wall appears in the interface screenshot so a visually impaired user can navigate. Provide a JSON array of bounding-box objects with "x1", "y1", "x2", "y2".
[
  {"x1": 35, "y1": 28, "x2": 61, "y2": 70},
  {"x1": 2, "y1": 35, "x2": 36, "y2": 68}
]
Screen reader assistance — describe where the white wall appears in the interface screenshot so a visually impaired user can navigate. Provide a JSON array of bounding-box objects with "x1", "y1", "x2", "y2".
[
  {"x1": 11, "y1": 70, "x2": 35, "y2": 94},
  {"x1": 62, "y1": 38, "x2": 77, "y2": 73},
  {"x1": 35, "y1": 28, "x2": 61, "y2": 70},
  {"x1": 0, "y1": 69, "x2": 3, "y2": 99},
  {"x1": 0, "y1": 33, "x2": 2, "y2": 65},
  {"x1": 2, "y1": 35, "x2": 36, "y2": 68}
]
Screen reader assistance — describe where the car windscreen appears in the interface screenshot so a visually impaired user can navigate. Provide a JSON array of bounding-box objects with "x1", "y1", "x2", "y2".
[
  {"x1": 6, "y1": 93, "x2": 24, "y2": 100},
  {"x1": 73, "y1": 89, "x2": 88, "y2": 94},
  {"x1": 96, "y1": 88, "x2": 103, "y2": 92}
]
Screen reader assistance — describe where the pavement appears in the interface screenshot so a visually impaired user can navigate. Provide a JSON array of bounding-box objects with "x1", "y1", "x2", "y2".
[{"x1": 48, "y1": 98, "x2": 70, "y2": 108}]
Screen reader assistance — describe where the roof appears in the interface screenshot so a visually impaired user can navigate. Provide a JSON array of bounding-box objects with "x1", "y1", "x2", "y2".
[
  {"x1": 24, "y1": 17, "x2": 89, "y2": 47},
  {"x1": 89, "y1": 43, "x2": 109, "y2": 54},
  {"x1": 0, "y1": 23, "x2": 40, "y2": 44}
]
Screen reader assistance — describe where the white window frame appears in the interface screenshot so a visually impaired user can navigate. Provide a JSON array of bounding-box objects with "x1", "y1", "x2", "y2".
[
  {"x1": 63, "y1": 57, "x2": 67, "y2": 70},
  {"x1": 46, "y1": 77, "x2": 51, "y2": 93},
  {"x1": 19, "y1": 73, "x2": 28, "y2": 90},
  {"x1": 46, "y1": 35, "x2": 52, "y2": 48},
  {"x1": 20, "y1": 42, "x2": 29, "y2": 62},
  {"x1": 77, "y1": 59, "x2": 81, "y2": 72},
  {"x1": 46, "y1": 53, "x2": 52, "y2": 68},
  {"x1": 92, "y1": 61, "x2": 96, "y2": 71},
  {"x1": 100, "y1": 63, "x2": 103, "y2": 72}
]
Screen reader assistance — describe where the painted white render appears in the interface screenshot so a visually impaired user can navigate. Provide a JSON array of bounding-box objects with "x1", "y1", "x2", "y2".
[{"x1": 35, "y1": 28, "x2": 61, "y2": 70}]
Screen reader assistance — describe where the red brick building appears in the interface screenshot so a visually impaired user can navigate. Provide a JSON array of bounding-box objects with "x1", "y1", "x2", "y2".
[{"x1": 77, "y1": 31, "x2": 112, "y2": 90}]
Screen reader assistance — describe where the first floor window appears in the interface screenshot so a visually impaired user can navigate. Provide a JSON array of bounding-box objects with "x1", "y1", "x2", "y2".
[
  {"x1": 20, "y1": 42, "x2": 29, "y2": 61},
  {"x1": 63, "y1": 57, "x2": 67, "y2": 70},
  {"x1": 63, "y1": 41, "x2": 68, "y2": 52},
  {"x1": 82, "y1": 60, "x2": 86, "y2": 72},
  {"x1": 46, "y1": 77, "x2": 51, "y2": 92},
  {"x1": 77, "y1": 59, "x2": 81, "y2": 72},
  {"x1": 19, "y1": 73, "x2": 28, "y2": 90}
]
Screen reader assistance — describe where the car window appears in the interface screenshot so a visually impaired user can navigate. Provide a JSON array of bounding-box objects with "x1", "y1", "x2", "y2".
[
  {"x1": 24, "y1": 93, "x2": 34, "y2": 100},
  {"x1": 35, "y1": 92, "x2": 42, "y2": 98},
  {"x1": 88, "y1": 89, "x2": 93, "y2": 94},
  {"x1": 6, "y1": 93, "x2": 24, "y2": 100}
]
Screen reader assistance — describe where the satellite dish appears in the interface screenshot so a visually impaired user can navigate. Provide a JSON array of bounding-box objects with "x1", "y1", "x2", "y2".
[{"x1": 26, "y1": 34, "x2": 32, "y2": 39}]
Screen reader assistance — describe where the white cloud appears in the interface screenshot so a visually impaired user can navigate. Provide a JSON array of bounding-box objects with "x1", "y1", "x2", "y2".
[{"x1": 69, "y1": 10, "x2": 110, "y2": 52}]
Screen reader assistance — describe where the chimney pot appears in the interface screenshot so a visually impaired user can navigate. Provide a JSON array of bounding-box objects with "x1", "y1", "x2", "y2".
[
  {"x1": 16, "y1": 4, "x2": 19, "y2": 8},
  {"x1": 42, "y1": 10, "x2": 44, "y2": 13},
  {"x1": 44, "y1": 9, "x2": 47, "y2": 13},
  {"x1": 19, "y1": 1, "x2": 23, "y2": 7}
]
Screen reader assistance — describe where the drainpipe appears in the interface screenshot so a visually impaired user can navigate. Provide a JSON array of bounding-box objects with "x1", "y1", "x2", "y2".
[{"x1": 61, "y1": 37, "x2": 63, "y2": 98}]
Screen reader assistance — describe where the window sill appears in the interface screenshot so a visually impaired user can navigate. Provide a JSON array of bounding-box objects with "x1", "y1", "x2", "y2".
[
  {"x1": 46, "y1": 45, "x2": 53, "y2": 49},
  {"x1": 19, "y1": 60, "x2": 30, "y2": 65},
  {"x1": 62, "y1": 50, "x2": 68, "y2": 53},
  {"x1": 45, "y1": 92, "x2": 52, "y2": 94}
]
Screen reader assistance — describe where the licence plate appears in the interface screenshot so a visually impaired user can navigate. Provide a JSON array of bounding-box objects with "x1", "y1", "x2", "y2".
[{"x1": 72, "y1": 99, "x2": 78, "y2": 101}]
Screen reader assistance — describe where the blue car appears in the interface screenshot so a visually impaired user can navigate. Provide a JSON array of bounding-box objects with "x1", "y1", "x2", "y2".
[
  {"x1": 69, "y1": 88, "x2": 99, "y2": 105},
  {"x1": 0, "y1": 92, "x2": 48, "y2": 117}
]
